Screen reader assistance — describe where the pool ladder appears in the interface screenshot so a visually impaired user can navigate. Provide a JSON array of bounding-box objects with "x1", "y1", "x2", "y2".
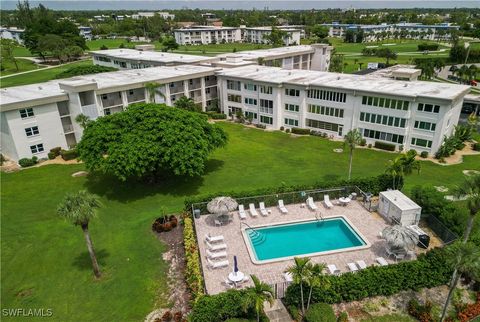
[
  {"x1": 314, "y1": 211, "x2": 324, "y2": 224},
  {"x1": 241, "y1": 222, "x2": 266, "y2": 246}
]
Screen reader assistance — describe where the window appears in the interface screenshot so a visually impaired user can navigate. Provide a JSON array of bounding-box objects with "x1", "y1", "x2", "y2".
[
  {"x1": 244, "y1": 97, "x2": 257, "y2": 105},
  {"x1": 414, "y1": 121, "x2": 436, "y2": 131},
  {"x1": 245, "y1": 111, "x2": 257, "y2": 119},
  {"x1": 359, "y1": 112, "x2": 406, "y2": 128},
  {"x1": 227, "y1": 80, "x2": 241, "y2": 91},
  {"x1": 30, "y1": 143, "x2": 44, "y2": 154},
  {"x1": 362, "y1": 128, "x2": 404, "y2": 144},
  {"x1": 243, "y1": 83, "x2": 257, "y2": 91},
  {"x1": 305, "y1": 119, "x2": 340, "y2": 132},
  {"x1": 285, "y1": 104, "x2": 299, "y2": 112},
  {"x1": 307, "y1": 89, "x2": 346, "y2": 103},
  {"x1": 25, "y1": 126, "x2": 39, "y2": 137},
  {"x1": 284, "y1": 118, "x2": 298, "y2": 126},
  {"x1": 285, "y1": 88, "x2": 300, "y2": 96},
  {"x1": 260, "y1": 85, "x2": 273, "y2": 94},
  {"x1": 227, "y1": 94, "x2": 242, "y2": 103},
  {"x1": 417, "y1": 103, "x2": 440, "y2": 114},
  {"x1": 307, "y1": 104, "x2": 344, "y2": 118},
  {"x1": 362, "y1": 96, "x2": 409, "y2": 111},
  {"x1": 260, "y1": 115, "x2": 273, "y2": 125},
  {"x1": 411, "y1": 137, "x2": 432, "y2": 148},
  {"x1": 20, "y1": 108, "x2": 34, "y2": 118},
  {"x1": 260, "y1": 99, "x2": 273, "y2": 109}
]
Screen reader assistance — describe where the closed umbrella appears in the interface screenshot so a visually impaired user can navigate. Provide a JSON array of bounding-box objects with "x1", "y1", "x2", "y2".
[
  {"x1": 234, "y1": 255, "x2": 238, "y2": 274},
  {"x1": 382, "y1": 225, "x2": 418, "y2": 251}
]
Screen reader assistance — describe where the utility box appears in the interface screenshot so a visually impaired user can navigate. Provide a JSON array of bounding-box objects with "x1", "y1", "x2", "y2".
[{"x1": 378, "y1": 190, "x2": 421, "y2": 226}]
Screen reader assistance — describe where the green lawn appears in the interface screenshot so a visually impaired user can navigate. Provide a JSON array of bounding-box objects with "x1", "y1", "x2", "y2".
[
  {"x1": 1, "y1": 58, "x2": 45, "y2": 76},
  {"x1": 12, "y1": 46, "x2": 34, "y2": 57},
  {"x1": 175, "y1": 43, "x2": 273, "y2": 54},
  {"x1": 330, "y1": 38, "x2": 449, "y2": 54},
  {"x1": 0, "y1": 60, "x2": 92, "y2": 88},
  {"x1": 2, "y1": 122, "x2": 479, "y2": 321},
  {"x1": 86, "y1": 39, "x2": 148, "y2": 51}
]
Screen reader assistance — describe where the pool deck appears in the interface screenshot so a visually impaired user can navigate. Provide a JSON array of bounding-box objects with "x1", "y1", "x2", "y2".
[{"x1": 195, "y1": 200, "x2": 395, "y2": 295}]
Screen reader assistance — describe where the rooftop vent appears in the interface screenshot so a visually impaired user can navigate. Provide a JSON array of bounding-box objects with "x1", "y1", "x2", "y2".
[
  {"x1": 38, "y1": 86, "x2": 42, "y2": 90},
  {"x1": 337, "y1": 76, "x2": 341, "y2": 80},
  {"x1": 404, "y1": 83, "x2": 408, "y2": 87}
]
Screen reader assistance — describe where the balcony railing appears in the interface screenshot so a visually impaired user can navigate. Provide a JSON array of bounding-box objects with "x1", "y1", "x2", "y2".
[
  {"x1": 259, "y1": 107, "x2": 273, "y2": 114},
  {"x1": 62, "y1": 124, "x2": 74, "y2": 133}
]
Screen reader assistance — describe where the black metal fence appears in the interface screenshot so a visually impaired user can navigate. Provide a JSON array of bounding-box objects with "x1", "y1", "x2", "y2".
[
  {"x1": 424, "y1": 214, "x2": 459, "y2": 245},
  {"x1": 190, "y1": 186, "x2": 365, "y2": 216}
]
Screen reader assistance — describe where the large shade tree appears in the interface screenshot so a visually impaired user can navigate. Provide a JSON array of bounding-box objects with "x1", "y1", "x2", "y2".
[
  {"x1": 77, "y1": 104, "x2": 228, "y2": 181},
  {"x1": 57, "y1": 190, "x2": 102, "y2": 278}
]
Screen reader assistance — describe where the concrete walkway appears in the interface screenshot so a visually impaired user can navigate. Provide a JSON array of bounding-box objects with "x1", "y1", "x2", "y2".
[
  {"x1": 264, "y1": 300, "x2": 293, "y2": 322},
  {"x1": 0, "y1": 59, "x2": 91, "y2": 79}
]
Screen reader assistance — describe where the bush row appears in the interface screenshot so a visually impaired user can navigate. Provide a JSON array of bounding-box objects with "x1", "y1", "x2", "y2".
[
  {"x1": 184, "y1": 174, "x2": 403, "y2": 215},
  {"x1": 189, "y1": 289, "x2": 259, "y2": 322},
  {"x1": 55, "y1": 65, "x2": 117, "y2": 79},
  {"x1": 418, "y1": 43, "x2": 440, "y2": 51},
  {"x1": 205, "y1": 112, "x2": 227, "y2": 120},
  {"x1": 291, "y1": 127, "x2": 312, "y2": 135},
  {"x1": 60, "y1": 149, "x2": 78, "y2": 161},
  {"x1": 285, "y1": 248, "x2": 451, "y2": 307},
  {"x1": 48, "y1": 146, "x2": 62, "y2": 160},
  {"x1": 472, "y1": 142, "x2": 480, "y2": 152},
  {"x1": 183, "y1": 214, "x2": 204, "y2": 302},
  {"x1": 374, "y1": 141, "x2": 396, "y2": 151},
  {"x1": 18, "y1": 156, "x2": 38, "y2": 168}
]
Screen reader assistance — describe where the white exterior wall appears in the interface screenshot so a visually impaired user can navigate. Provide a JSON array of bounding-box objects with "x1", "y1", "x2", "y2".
[
  {"x1": 2, "y1": 103, "x2": 69, "y2": 160},
  {"x1": 217, "y1": 75, "x2": 465, "y2": 155},
  {"x1": 0, "y1": 28, "x2": 24, "y2": 44},
  {"x1": 174, "y1": 29, "x2": 241, "y2": 45}
]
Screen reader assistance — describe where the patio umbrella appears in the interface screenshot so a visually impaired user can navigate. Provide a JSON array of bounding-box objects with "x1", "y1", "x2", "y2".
[
  {"x1": 233, "y1": 255, "x2": 238, "y2": 274},
  {"x1": 382, "y1": 225, "x2": 419, "y2": 251},
  {"x1": 207, "y1": 196, "x2": 238, "y2": 223}
]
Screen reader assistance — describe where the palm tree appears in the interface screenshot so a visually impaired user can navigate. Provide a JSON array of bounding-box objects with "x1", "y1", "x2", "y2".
[
  {"x1": 75, "y1": 113, "x2": 91, "y2": 129},
  {"x1": 242, "y1": 275, "x2": 274, "y2": 322},
  {"x1": 343, "y1": 129, "x2": 363, "y2": 180},
  {"x1": 440, "y1": 242, "x2": 480, "y2": 322},
  {"x1": 145, "y1": 82, "x2": 165, "y2": 103},
  {"x1": 454, "y1": 174, "x2": 480, "y2": 243},
  {"x1": 57, "y1": 190, "x2": 102, "y2": 278},
  {"x1": 400, "y1": 150, "x2": 421, "y2": 175},
  {"x1": 385, "y1": 156, "x2": 404, "y2": 190},
  {"x1": 305, "y1": 263, "x2": 328, "y2": 310},
  {"x1": 286, "y1": 257, "x2": 312, "y2": 315}
]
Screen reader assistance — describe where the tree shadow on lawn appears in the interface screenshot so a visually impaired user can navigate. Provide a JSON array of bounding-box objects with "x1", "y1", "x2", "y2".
[
  {"x1": 72, "y1": 248, "x2": 110, "y2": 271},
  {"x1": 82, "y1": 159, "x2": 225, "y2": 203}
]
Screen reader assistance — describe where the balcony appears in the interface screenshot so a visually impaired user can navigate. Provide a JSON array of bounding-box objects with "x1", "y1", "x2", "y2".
[
  {"x1": 101, "y1": 92, "x2": 123, "y2": 108},
  {"x1": 127, "y1": 89, "x2": 146, "y2": 103},
  {"x1": 259, "y1": 107, "x2": 273, "y2": 114},
  {"x1": 62, "y1": 124, "x2": 75, "y2": 134}
]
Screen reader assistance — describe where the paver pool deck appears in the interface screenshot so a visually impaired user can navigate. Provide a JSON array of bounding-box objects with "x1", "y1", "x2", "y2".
[{"x1": 195, "y1": 199, "x2": 398, "y2": 295}]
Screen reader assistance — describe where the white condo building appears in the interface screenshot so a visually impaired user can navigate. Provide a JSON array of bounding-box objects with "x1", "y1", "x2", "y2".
[
  {"x1": 0, "y1": 65, "x2": 219, "y2": 161},
  {"x1": 216, "y1": 65, "x2": 470, "y2": 154},
  {"x1": 174, "y1": 26, "x2": 242, "y2": 45},
  {"x1": 0, "y1": 26, "x2": 25, "y2": 44},
  {"x1": 242, "y1": 26, "x2": 301, "y2": 46}
]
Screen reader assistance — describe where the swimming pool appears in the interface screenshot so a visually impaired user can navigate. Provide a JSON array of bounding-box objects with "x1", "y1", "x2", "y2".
[{"x1": 244, "y1": 217, "x2": 369, "y2": 264}]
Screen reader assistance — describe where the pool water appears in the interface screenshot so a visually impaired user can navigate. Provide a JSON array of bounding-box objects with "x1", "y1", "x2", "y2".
[{"x1": 246, "y1": 217, "x2": 366, "y2": 262}]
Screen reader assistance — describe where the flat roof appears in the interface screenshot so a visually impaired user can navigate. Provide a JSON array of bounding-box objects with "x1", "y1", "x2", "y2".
[
  {"x1": 91, "y1": 48, "x2": 215, "y2": 64},
  {"x1": 216, "y1": 45, "x2": 324, "y2": 61},
  {"x1": 216, "y1": 65, "x2": 470, "y2": 101},
  {"x1": 174, "y1": 26, "x2": 238, "y2": 32},
  {"x1": 0, "y1": 65, "x2": 218, "y2": 110},
  {"x1": 380, "y1": 190, "x2": 421, "y2": 211}
]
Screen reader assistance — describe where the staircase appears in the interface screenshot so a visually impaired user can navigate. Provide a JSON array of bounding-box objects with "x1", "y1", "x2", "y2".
[{"x1": 247, "y1": 229, "x2": 266, "y2": 246}]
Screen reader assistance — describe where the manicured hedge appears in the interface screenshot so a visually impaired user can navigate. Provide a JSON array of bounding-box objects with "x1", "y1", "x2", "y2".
[
  {"x1": 291, "y1": 127, "x2": 312, "y2": 135},
  {"x1": 184, "y1": 174, "x2": 403, "y2": 215},
  {"x1": 18, "y1": 156, "x2": 38, "y2": 168},
  {"x1": 285, "y1": 248, "x2": 451, "y2": 307},
  {"x1": 374, "y1": 141, "x2": 396, "y2": 151},
  {"x1": 304, "y1": 303, "x2": 336, "y2": 322},
  {"x1": 473, "y1": 143, "x2": 480, "y2": 152},
  {"x1": 418, "y1": 43, "x2": 440, "y2": 51},
  {"x1": 55, "y1": 65, "x2": 117, "y2": 79},
  {"x1": 205, "y1": 112, "x2": 227, "y2": 120},
  {"x1": 183, "y1": 215, "x2": 204, "y2": 302},
  {"x1": 60, "y1": 149, "x2": 78, "y2": 161},
  {"x1": 189, "y1": 289, "x2": 259, "y2": 322}
]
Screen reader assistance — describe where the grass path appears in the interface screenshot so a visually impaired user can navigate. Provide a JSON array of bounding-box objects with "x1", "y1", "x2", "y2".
[{"x1": 1, "y1": 123, "x2": 479, "y2": 321}]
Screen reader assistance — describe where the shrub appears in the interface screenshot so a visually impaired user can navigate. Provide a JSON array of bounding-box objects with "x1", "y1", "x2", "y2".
[
  {"x1": 280, "y1": 126, "x2": 285, "y2": 131},
  {"x1": 0, "y1": 153, "x2": 5, "y2": 165},
  {"x1": 255, "y1": 124, "x2": 266, "y2": 129},
  {"x1": 286, "y1": 129, "x2": 291, "y2": 133},
  {"x1": 173, "y1": 311, "x2": 183, "y2": 322},
  {"x1": 291, "y1": 127, "x2": 311, "y2": 135},
  {"x1": 100, "y1": 44, "x2": 108, "y2": 50},
  {"x1": 287, "y1": 305, "x2": 301, "y2": 321},
  {"x1": 205, "y1": 112, "x2": 227, "y2": 120},
  {"x1": 418, "y1": 43, "x2": 440, "y2": 51},
  {"x1": 18, "y1": 156, "x2": 38, "y2": 168},
  {"x1": 304, "y1": 303, "x2": 336, "y2": 322},
  {"x1": 473, "y1": 143, "x2": 480, "y2": 151},
  {"x1": 285, "y1": 248, "x2": 451, "y2": 307},
  {"x1": 55, "y1": 65, "x2": 117, "y2": 79},
  {"x1": 360, "y1": 138, "x2": 367, "y2": 146},
  {"x1": 161, "y1": 310, "x2": 172, "y2": 322},
  {"x1": 48, "y1": 152, "x2": 56, "y2": 160},
  {"x1": 60, "y1": 149, "x2": 78, "y2": 161},
  {"x1": 374, "y1": 141, "x2": 396, "y2": 151},
  {"x1": 368, "y1": 143, "x2": 372, "y2": 148},
  {"x1": 407, "y1": 298, "x2": 434, "y2": 322},
  {"x1": 420, "y1": 151, "x2": 428, "y2": 158},
  {"x1": 50, "y1": 147, "x2": 62, "y2": 155},
  {"x1": 337, "y1": 311, "x2": 348, "y2": 322},
  {"x1": 457, "y1": 293, "x2": 480, "y2": 322},
  {"x1": 183, "y1": 214, "x2": 204, "y2": 301}
]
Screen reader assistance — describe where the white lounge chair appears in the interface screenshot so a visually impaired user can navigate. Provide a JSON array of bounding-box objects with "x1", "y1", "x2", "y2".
[
  {"x1": 259, "y1": 202, "x2": 268, "y2": 216},
  {"x1": 278, "y1": 200, "x2": 288, "y2": 214},
  {"x1": 307, "y1": 197, "x2": 318, "y2": 210},
  {"x1": 327, "y1": 264, "x2": 340, "y2": 275},
  {"x1": 206, "y1": 249, "x2": 227, "y2": 259},
  {"x1": 238, "y1": 204, "x2": 247, "y2": 220},
  {"x1": 207, "y1": 258, "x2": 229, "y2": 269},
  {"x1": 324, "y1": 195, "x2": 333, "y2": 209},
  {"x1": 224, "y1": 279, "x2": 234, "y2": 288},
  {"x1": 376, "y1": 257, "x2": 389, "y2": 266},
  {"x1": 249, "y1": 203, "x2": 258, "y2": 217},
  {"x1": 206, "y1": 241, "x2": 227, "y2": 251},
  {"x1": 356, "y1": 260, "x2": 367, "y2": 270},
  {"x1": 283, "y1": 272, "x2": 293, "y2": 282},
  {"x1": 214, "y1": 219, "x2": 222, "y2": 226},
  {"x1": 205, "y1": 234, "x2": 224, "y2": 243},
  {"x1": 347, "y1": 262, "x2": 358, "y2": 272}
]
